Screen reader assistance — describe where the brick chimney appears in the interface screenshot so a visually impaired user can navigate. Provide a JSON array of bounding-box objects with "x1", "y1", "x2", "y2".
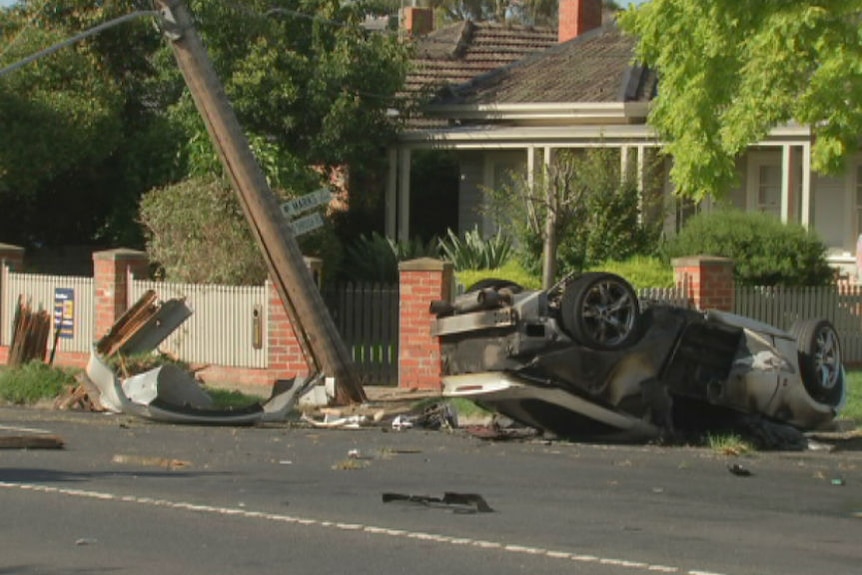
[
  {"x1": 559, "y1": 0, "x2": 602, "y2": 43},
  {"x1": 402, "y1": 7, "x2": 434, "y2": 37}
]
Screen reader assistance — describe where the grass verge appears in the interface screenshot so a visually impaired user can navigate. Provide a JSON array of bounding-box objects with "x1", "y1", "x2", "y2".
[
  {"x1": 840, "y1": 370, "x2": 862, "y2": 425},
  {"x1": 0, "y1": 361, "x2": 77, "y2": 405}
]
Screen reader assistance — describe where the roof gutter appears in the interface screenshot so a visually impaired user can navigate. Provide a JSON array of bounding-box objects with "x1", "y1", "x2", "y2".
[{"x1": 422, "y1": 101, "x2": 650, "y2": 122}]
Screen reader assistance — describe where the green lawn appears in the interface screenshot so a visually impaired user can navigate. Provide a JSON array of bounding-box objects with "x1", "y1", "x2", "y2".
[{"x1": 841, "y1": 370, "x2": 862, "y2": 424}]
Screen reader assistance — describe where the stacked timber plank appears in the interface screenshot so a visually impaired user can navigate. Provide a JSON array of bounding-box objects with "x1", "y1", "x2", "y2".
[
  {"x1": 96, "y1": 290, "x2": 158, "y2": 357},
  {"x1": 7, "y1": 295, "x2": 51, "y2": 366}
]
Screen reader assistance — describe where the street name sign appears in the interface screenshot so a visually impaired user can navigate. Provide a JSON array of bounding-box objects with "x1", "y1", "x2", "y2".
[{"x1": 280, "y1": 188, "x2": 332, "y2": 218}]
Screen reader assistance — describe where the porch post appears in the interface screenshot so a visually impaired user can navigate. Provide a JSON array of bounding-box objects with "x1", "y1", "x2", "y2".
[
  {"x1": 398, "y1": 147, "x2": 411, "y2": 242},
  {"x1": 780, "y1": 144, "x2": 796, "y2": 223},
  {"x1": 800, "y1": 143, "x2": 812, "y2": 228},
  {"x1": 621, "y1": 145, "x2": 630, "y2": 178},
  {"x1": 386, "y1": 146, "x2": 398, "y2": 238}
]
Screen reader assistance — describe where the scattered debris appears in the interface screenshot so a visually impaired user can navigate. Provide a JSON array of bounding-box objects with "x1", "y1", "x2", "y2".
[
  {"x1": 389, "y1": 402, "x2": 458, "y2": 431},
  {"x1": 0, "y1": 434, "x2": 64, "y2": 449},
  {"x1": 382, "y1": 492, "x2": 494, "y2": 513},
  {"x1": 301, "y1": 413, "x2": 367, "y2": 429},
  {"x1": 75, "y1": 538, "x2": 98, "y2": 546},
  {"x1": 7, "y1": 295, "x2": 51, "y2": 366},
  {"x1": 332, "y1": 457, "x2": 369, "y2": 471},
  {"x1": 391, "y1": 415, "x2": 413, "y2": 431},
  {"x1": 727, "y1": 463, "x2": 753, "y2": 477},
  {"x1": 111, "y1": 454, "x2": 191, "y2": 470},
  {"x1": 54, "y1": 373, "x2": 106, "y2": 412}
]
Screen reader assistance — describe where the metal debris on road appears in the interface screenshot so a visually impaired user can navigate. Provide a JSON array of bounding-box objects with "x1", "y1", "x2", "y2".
[
  {"x1": 382, "y1": 492, "x2": 494, "y2": 513},
  {"x1": 727, "y1": 463, "x2": 753, "y2": 477}
]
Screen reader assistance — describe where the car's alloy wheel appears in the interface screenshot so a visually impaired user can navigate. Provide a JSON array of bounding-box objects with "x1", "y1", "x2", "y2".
[
  {"x1": 560, "y1": 272, "x2": 641, "y2": 350},
  {"x1": 790, "y1": 318, "x2": 844, "y2": 406}
]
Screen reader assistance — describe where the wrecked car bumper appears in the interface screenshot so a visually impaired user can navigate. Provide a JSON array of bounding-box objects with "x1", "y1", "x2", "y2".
[{"x1": 443, "y1": 372, "x2": 661, "y2": 441}]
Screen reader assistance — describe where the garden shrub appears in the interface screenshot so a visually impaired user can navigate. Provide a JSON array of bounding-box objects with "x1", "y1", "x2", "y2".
[
  {"x1": 338, "y1": 232, "x2": 439, "y2": 283},
  {"x1": 140, "y1": 174, "x2": 342, "y2": 285},
  {"x1": 666, "y1": 210, "x2": 833, "y2": 286},
  {"x1": 588, "y1": 256, "x2": 674, "y2": 288},
  {"x1": 438, "y1": 226, "x2": 513, "y2": 271}
]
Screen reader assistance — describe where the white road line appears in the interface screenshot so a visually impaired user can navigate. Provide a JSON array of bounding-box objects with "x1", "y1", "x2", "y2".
[
  {"x1": 0, "y1": 424, "x2": 53, "y2": 434},
  {"x1": 0, "y1": 481, "x2": 729, "y2": 575}
]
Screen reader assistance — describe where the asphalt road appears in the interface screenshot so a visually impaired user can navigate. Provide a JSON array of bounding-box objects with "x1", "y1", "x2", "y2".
[{"x1": 1, "y1": 406, "x2": 861, "y2": 575}]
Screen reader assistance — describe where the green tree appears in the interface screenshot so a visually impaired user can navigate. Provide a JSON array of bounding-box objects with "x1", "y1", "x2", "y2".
[
  {"x1": 619, "y1": 0, "x2": 862, "y2": 200},
  {"x1": 1, "y1": 0, "x2": 408, "y2": 273},
  {"x1": 484, "y1": 148, "x2": 662, "y2": 288},
  {"x1": 0, "y1": 0, "x2": 181, "y2": 246}
]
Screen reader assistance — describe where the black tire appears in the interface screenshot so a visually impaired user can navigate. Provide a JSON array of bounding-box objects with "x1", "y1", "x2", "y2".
[
  {"x1": 790, "y1": 318, "x2": 844, "y2": 407},
  {"x1": 465, "y1": 278, "x2": 523, "y2": 294},
  {"x1": 559, "y1": 272, "x2": 641, "y2": 350}
]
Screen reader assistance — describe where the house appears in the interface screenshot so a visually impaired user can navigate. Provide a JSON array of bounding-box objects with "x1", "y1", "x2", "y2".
[{"x1": 386, "y1": 0, "x2": 861, "y2": 276}]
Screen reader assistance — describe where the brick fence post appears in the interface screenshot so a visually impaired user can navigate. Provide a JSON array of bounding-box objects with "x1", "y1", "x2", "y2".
[
  {"x1": 266, "y1": 281, "x2": 308, "y2": 379},
  {"x1": 93, "y1": 249, "x2": 149, "y2": 340},
  {"x1": 398, "y1": 258, "x2": 453, "y2": 391},
  {"x1": 672, "y1": 256, "x2": 735, "y2": 311},
  {"x1": 0, "y1": 244, "x2": 25, "y2": 355},
  {"x1": 0, "y1": 243, "x2": 25, "y2": 271}
]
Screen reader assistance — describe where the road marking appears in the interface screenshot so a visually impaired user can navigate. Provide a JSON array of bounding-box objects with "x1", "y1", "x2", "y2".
[
  {"x1": 0, "y1": 481, "x2": 728, "y2": 575},
  {"x1": 0, "y1": 424, "x2": 52, "y2": 434}
]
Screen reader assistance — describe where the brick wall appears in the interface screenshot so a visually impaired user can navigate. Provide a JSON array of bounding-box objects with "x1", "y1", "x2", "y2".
[{"x1": 398, "y1": 258, "x2": 453, "y2": 391}]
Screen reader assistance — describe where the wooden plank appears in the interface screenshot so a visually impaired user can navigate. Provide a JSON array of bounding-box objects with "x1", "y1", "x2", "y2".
[{"x1": 0, "y1": 434, "x2": 64, "y2": 449}]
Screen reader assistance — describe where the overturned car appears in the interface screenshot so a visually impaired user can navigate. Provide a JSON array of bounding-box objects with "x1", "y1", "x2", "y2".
[{"x1": 432, "y1": 273, "x2": 845, "y2": 442}]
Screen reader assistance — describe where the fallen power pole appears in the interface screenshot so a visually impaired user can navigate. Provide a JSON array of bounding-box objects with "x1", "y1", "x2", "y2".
[{"x1": 153, "y1": 0, "x2": 365, "y2": 404}]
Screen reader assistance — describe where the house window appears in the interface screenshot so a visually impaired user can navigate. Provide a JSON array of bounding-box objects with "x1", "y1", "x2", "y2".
[{"x1": 757, "y1": 165, "x2": 781, "y2": 217}]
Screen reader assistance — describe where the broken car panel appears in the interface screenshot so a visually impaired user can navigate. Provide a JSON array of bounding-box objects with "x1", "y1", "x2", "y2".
[
  {"x1": 85, "y1": 292, "x2": 310, "y2": 425},
  {"x1": 434, "y1": 273, "x2": 845, "y2": 441}
]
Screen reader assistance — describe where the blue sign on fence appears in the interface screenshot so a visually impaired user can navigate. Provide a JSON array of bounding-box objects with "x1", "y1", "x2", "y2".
[{"x1": 53, "y1": 288, "x2": 74, "y2": 339}]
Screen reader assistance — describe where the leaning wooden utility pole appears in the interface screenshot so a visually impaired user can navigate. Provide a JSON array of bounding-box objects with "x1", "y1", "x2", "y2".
[{"x1": 153, "y1": 0, "x2": 365, "y2": 404}]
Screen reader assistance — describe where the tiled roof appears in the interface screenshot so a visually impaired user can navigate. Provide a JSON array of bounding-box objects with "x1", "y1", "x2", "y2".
[
  {"x1": 403, "y1": 21, "x2": 558, "y2": 125},
  {"x1": 436, "y1": 24, "x2": 656, "y2": 106}
]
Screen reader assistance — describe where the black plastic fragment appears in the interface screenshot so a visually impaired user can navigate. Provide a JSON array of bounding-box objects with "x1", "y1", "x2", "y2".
[{"x1": 382, "y1": 492, "x2": 494, "y2": 513}]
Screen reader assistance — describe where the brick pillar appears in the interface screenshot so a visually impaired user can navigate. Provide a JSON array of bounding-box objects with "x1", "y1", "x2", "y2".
[
  {"x1": 266, "y1": 281, "x2": 308, "y2": 378},
  {"x1": 672, "y1": 256, "x2": 735, "y2": 311},
  {"x1": 398, "y1": 258, "x2": 453, "y2": 391},
  {"x1": 0, "y1": 243, "x2": 25, "y2": 271},
  {"x1": 0, "y1": 244, "x2": 24, "y2": 354},
  {"x1": 93, "y1": 249, "x2": 149, "y2": 340}
]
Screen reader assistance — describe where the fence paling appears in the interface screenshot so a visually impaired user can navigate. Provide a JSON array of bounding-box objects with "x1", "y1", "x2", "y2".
[
  {"x1": 735, "y1": 284, "x2": 862, "y2": 364},
  {"x1": 322, "y1": 282, "x2": 398, "y2": 386}
]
